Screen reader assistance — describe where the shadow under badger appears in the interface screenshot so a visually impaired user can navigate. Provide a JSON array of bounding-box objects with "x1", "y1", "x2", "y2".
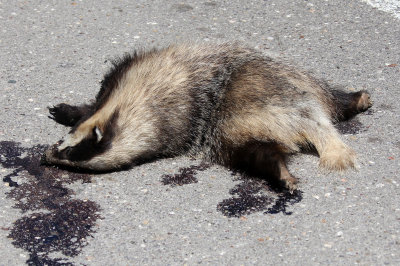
[{"x1": 42, "y1": 43, "x2": 372, "y2": 191}]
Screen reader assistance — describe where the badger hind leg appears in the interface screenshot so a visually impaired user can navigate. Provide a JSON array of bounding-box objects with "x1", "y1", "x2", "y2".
[
  {"x1": 332, "y1": 90, "x2": 373, "y2": 121},
  {"x1": 48, "y1": 103, "x2": 94, "y2": 127},
  {"x1": 303, "y1": 115, "x2": 357, "y2": 171},
  {"x1": 256, "y1": 143, "x2": 298, "y2": 192},
  {"x1": 310, "y1": 90, "x2": 373, "y2": 169},
  {"x1": 318, "y1": 135, "x2": 357, "y2": 171},
  {"x1": 270, "y1": 149, "x2": 298, "y2": 192},
  {"x1": 227, "y1": 142, "x2": 298, "y2": 192}
]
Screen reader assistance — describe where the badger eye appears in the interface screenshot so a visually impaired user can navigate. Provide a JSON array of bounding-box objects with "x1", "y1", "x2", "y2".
[
  {"x1": 64, "y1": 147, "x2": 71, "y2": 155},
  {"x1": 59, "y1": 147, "x2": 72, "y2": 160}
]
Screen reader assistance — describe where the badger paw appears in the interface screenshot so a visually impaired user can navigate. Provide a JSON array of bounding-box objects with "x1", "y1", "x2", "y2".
[
  {"x1": 48, "y1": 103, "x2": 83, "y2": 127},
  {"x1": 319, "y1": 142, "x2": 357, "y2": 171},
  {"x1": 280, "y1": 174, "x2": 298, "y2": 194}
]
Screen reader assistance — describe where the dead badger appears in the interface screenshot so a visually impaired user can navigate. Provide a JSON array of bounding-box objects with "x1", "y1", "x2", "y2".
[{"x1": 42, "y1": 43, "x2": 372, "y2": 191}]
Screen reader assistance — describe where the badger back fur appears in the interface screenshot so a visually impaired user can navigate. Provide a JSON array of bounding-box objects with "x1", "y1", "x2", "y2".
[{"x1": 43, "y1": 43, "x2": 372, "y2": 191}]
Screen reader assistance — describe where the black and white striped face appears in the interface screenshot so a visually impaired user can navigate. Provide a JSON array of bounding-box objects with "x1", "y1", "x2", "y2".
[
  {"x1": 42, "y1": 112, "x2": 120, "y2": 171},
  {"x1": 50, "y1": 126, "x2": 104, "y2": 158}
]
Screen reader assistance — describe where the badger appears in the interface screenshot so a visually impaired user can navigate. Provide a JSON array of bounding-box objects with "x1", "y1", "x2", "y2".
[{"x1": 42, "y1": 43, "x2": 372, "y2": 191}]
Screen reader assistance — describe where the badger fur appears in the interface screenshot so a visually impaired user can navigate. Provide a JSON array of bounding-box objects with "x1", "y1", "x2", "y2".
[{"x1": 42, "y1": 43, "x2": 372, "y2": 191}]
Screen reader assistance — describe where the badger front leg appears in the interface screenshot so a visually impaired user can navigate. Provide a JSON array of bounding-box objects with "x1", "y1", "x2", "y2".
[{"x1": 48, "y1": 103, "x2": 95, "y2": 127}]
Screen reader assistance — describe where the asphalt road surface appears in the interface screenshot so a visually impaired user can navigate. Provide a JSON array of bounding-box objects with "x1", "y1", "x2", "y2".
[{"x1": 0, "y1": 0, "x2": 399, "y2": 265}]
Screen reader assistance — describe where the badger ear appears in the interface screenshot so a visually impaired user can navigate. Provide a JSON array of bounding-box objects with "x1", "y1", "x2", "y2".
[{"x1": 94, "y1": 126, "x2": 103, "y2": 143}]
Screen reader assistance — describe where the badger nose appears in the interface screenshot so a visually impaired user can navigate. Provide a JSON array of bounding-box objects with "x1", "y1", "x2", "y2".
[
  {"x1": 40, "y1": 152, "x2": 49, "y2": 165},
  {"x1": 40, "y1": 145, "x2": 58, "y2": 165},
  {"x1": 40, "y1": 148, "x2": 54, "y2": 165}
]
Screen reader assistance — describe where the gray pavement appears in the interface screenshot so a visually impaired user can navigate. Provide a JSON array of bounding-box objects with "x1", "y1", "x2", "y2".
[{"x1": 0, "y1": 0, "x2": 399, "y2": 265}]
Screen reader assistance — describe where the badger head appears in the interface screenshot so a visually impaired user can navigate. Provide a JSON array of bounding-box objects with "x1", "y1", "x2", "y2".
[{"x1": 41, "y1": 111, "x2": 125, "y2": 171}]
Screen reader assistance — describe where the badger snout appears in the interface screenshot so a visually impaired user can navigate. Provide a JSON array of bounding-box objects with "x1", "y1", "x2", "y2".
[
  {"x1": 40, "y1": 151, "x2": 49, "y2": 165},
  {"x1": 40, "y1": 143, "x2": 62, "y2": 166}
]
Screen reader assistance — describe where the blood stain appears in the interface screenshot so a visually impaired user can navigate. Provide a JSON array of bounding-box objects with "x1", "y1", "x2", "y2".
[
  {"x1": 159, "y1": 160, "x2": 303, "y2": 217},
  {"x1": 161, "y1": 162, "x2": 210, "y2": 186},
  {"x1": 217, "y1": 178, "x2": 303, "y2": 217},
  {"x1": 0, "y1": 141, "x2": 101, "y2": 265}
]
